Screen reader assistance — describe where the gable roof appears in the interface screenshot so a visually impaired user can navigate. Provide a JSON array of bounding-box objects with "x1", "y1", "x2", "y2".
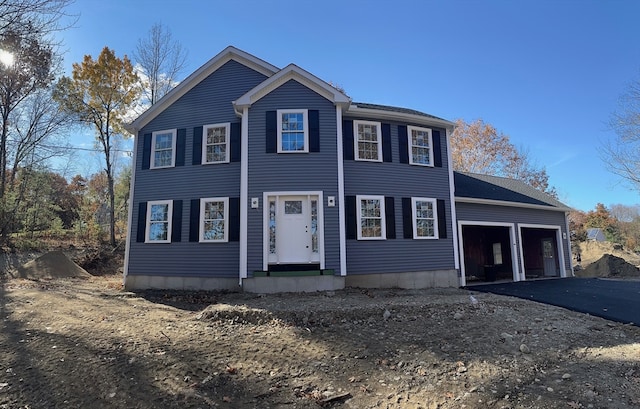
[
  {"x1": 126, "y1": 46, "x2": 279, "y2": 133},
  {"x1": 234, "y1": 63, "x2": 351, "y2": 113},
  {"x1": 454, "y1": 171, "x2": 571, "y2": 212}
]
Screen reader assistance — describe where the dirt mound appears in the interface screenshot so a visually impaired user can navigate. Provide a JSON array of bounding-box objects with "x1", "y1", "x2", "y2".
[
  {"x1": 14, "y1": 250, "x2": 92, "y2": 280},
  {"x1": 576, "y1": 253, "x2": 640, "y2": 278}
]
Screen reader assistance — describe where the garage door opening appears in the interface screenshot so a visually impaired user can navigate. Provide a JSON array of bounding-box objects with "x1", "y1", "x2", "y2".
[
  {"x1": 520, "y1": 227, "x2": 560, "y2": 279},
  {"x1": 461, "y1": 225, "x2": 515, "y2": 283}
]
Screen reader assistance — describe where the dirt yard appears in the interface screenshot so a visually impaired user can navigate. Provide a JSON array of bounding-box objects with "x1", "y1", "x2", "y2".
[{"x1": 1, "y1": 268, "x2": 639, "y2": 409}]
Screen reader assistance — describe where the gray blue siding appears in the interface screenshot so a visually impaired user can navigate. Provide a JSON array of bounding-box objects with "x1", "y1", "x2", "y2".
[
  {"x1": 456, "y1": 202, "x2": 571, "y2": 272},
  {"x1": 343, "y1": 119, "x2": 456, "y2": 275},
  {"x1": 128, "y1": 60, "x2": 268, "y2": 278},
  {"x1": 246, "y1": 80, "x2": 340, "y2": 274}
]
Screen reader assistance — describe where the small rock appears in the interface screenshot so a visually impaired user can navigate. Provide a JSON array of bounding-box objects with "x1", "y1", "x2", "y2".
[
  {"x1": 519, "y1": 344, "x2": 531, "y2": 354},
  {"x1": 546, "y1": 387, "x2": 554, "y2": 392},
  {"x1": 383, "y1": 309, "x2": 391, "y2": 320},
  {"x1": 500, "y1": 332, "x2": 514, "y2": 342},
  {"x1": 562, "y1": 373, "x2": 571, "y2": 380},
  {"x1": 454, "y1": 312, "x2": 464, "y2": 320}
]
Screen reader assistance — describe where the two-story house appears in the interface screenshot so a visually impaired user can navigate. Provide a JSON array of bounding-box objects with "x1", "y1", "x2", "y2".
[{"x1": 124, "y1": 46, "x2": 572, "y2": 292}]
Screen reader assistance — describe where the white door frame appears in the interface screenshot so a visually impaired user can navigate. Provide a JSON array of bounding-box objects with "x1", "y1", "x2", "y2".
[
  {"x1": 262, "y1": 191, "x2": 324, "y2": 271},
  {"x1": 457, "y1": 221, "x2": 519, "y2": 287},
  {"x1": 517, "y1": 224, "x2": 567, "y2": 279}
]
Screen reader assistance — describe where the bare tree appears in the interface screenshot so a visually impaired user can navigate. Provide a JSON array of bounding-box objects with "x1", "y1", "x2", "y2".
[
  {"x1": 0, "y1": 0, "x2": 74, "y2": 37},
  {"x1": 603, "y1": 77, "x2": 640, "y2": 193},
  {"x1": 132, "y1": 23, "x2": 188, "y2": 105}
]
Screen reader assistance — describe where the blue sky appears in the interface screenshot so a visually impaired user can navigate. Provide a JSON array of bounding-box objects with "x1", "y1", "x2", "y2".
[{"x1": 60, "y1": 0, "x2": 640, "y2": 212}]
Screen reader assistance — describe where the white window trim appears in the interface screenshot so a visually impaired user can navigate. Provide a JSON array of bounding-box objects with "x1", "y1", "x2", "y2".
[
  {"x1": 151, "y1": 129, "x2": 177, "y2": 169},
  {"x1": 202, "y1": 123, "x2": 230, "y2": 164},
  {"x1": 407, "y1": 125, "x2": 434, "y2": 167},
  {"x1": 354, "y1": 120, "x2": 383, "y2": 162},
  {"x1": 199, "y1": 197, "x2": 229, "y2": 243},
  {"x1": 277, "y1": 109, "x2": 309, "y2": 153},
  {"x1": 356, "y1": 195, "x2": 386, "y2": 240},
  {"x1": 412, "y1": 197, "x2": 438, "y2": 239},
  {"x1": 145, "y1": 200, "x2": 173, "y2": 243}
]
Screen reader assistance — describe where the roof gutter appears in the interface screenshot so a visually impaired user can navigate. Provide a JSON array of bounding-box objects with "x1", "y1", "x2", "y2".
[
  {"x1": 345, "y1": 105, "x2": 455, "y2": 129},
  {"x1": 455, "y1": 196, "x2": 573, "y2": 212}
]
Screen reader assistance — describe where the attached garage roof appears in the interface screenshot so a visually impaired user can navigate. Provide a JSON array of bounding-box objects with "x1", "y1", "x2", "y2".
[{"x1": 454, "y1": 172, "x2": 571, "y2": 211}]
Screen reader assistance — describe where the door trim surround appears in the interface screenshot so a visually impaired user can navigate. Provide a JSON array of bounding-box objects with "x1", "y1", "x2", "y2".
[
  {"x1": 457, "y1": 220, "x2": 519, "y2": 287},
  {"x1": 262, "y1": 191, "x2": 325, "y2": 271},
  {"x1": 517, "y1": 224, "x2": 567, "y2": 279}
]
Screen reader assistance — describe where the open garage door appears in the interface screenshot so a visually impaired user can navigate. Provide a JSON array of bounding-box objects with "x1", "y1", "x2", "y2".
[
  {"x1": 519, "y1": 226, "x2": 563, "y2": 279},
  {"x1": 459, "y1": 222, "x2": 520, "y2": 285}
]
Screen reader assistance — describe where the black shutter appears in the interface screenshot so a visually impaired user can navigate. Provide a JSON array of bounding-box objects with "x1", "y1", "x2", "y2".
[
  {"x1": 345, "y1": 195, "x2": 357, "y2": 239},
  {"x1": 402, "y1": 198, "x2": 413, "y2": 239},
  {"x1": 175, "y1": 129, "x2": 186, "y2": 167},
  {"x1": 433, "y1": 130, "x2": 442, "y2": 167},
  {"x1": 382, "y1": 123, "x2": 392, "y2": 162},
  {"x1": 266, "y1": 111, "x2": 277, "y2": 153},
  {"x1": 171, "y1": 200, "x2": 182, "y2": 242},
  {"x1": 192, "y1": 126, "x2": 203, "y2": 165},
  {"x1": 189, "y1": 199, "x2": 200, "y2": 242},
  {"x1": 136, "y1": 202, "x2": 147, "y2": 242},
  {"x1": 342, "y1": 120, "x2": 354, "y2": 160},
  {"x1": 437, "y1": 199, "x2": 447, "y2": 239},
  {"x1": 398, "y1": 126, "x2": 409, "y2": 164},
  {"x1": 230, "y1": 122, "x2": 241, "y2": 162},
  {"x1": 142, "y1": 134, "x2": 152, "y2": 170},
  {"x1": 309, "y1": 110, "x2": 320, "y2": 152},
  {"x1": 229, "y1": 197, "x2": 240, "y2": 242},
  {"x1": 384, "y1": 196, "x2": 395, "y2": 239}
]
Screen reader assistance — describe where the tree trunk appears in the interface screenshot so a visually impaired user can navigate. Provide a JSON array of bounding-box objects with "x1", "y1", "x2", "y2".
[{"x1": 107, "y1": 169, "x2": 116, "y2": 247}]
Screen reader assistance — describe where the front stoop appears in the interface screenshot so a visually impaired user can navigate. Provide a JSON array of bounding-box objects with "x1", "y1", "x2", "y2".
[{"x1": 242, "y1": 275, "x2": 345, "y2": 293}]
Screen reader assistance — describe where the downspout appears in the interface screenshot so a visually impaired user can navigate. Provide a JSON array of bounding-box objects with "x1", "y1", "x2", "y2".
[
  {"x1": 122, "y1": 128, "x2": 140, "y2": 288},
  {"x1": 239, "y1": 107, "x2": 249, "y2": 286}
]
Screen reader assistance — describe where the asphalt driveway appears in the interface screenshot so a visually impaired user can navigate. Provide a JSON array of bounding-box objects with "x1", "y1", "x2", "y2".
[{"x1": 468, "y1": 277, "x2": 640, "y2": 326}]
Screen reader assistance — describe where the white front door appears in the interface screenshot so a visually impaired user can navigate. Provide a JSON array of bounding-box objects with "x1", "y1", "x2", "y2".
[
  {"x1": 277, "y1": 196, "x2": 311, "y2": 263},
  {"x1": 265, "y1": 193, "x2": 322, "y2": 266}
]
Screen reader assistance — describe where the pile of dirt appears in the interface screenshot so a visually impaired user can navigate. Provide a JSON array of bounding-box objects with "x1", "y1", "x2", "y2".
[
  {"x1": 576, "y1": 253, "x2": 640, "y2": 278},
  {"x1": 13, "y1": 250, "x2": 92, "y2": 280}
]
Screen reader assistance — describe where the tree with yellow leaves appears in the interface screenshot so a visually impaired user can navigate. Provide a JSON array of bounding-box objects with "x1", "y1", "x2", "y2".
[
  {"x1": 54, "y1": 47, "x2": 140, "y2": 247},
  {"x1": 451, "y1": 118, "x2": 556, "y2": 197}
]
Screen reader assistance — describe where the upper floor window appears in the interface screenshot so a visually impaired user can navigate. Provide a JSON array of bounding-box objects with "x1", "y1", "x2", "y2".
[
  {"x1": 354, "y1": 120, "x2": 382, "y2": 162},
  {"x1": 408, "y1": 125, "x2": 433, "y2": 166},
  {"x1": 278, "y1": 109, "x2": 308, "y2": 153},
  {"x1": 412, "y1": 197, "x2": 437, "y2": 239},
  {"x1": 146, "y1": 200, "x2": 173, "y2": 243},
  {"x1": 202, "y1": 123, "x2": 230, "y2": 164},
  {"x1": 151, "y1": 129, "x2": 176, "y2": 168},
  {"x1": 357, "y1": 195, "x2": 386, "y2": 240},
  {"x1": 200, "y1": 197, "x2": 228, "y2": 242}
]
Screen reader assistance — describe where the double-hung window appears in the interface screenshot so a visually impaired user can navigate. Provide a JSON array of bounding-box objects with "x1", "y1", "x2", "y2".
[
  {"x1": 412, "y1": 197, "x2": 438, "y2": 239},
  {"x1": 151, "y1": 129, "x2": 176, "y2": 168},
  {"x1": 357, "y1": 195, "x2": 386, "y2": 240},
  {"x1": 277, "y1": 109, "x2": 308, "y2": 153},
  {"x1": 354, "y1": 120, "x2": 382, "y2": 162},
  {"x1": 146, "y1": 200, "x2": 173, "y2": 243},
  {"x1": 202, "y1": 123, "x2": 230, "y2": 164},
  {"x1": 407, "y1": 126, "x2": 433, "y2": 166},
  {"x1": 200, "y1": 197, "x2": 228, "y2": 242}
]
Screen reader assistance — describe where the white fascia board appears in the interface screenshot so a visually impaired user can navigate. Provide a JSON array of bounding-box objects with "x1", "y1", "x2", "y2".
[
  {"x1": 345, "y1": 105, "x2": 455, "y2": 129},
  {"x1": 455, "y1": 196, "x2": 572, "y2": 212},
  {"x1": 126, "y1": 46, "x2": 279, "y2": 133},
  {"x1": 234, "y1": 64, "x2": 351, "y2": 114}
]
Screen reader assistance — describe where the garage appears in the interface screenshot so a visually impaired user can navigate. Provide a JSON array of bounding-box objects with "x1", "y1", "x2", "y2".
[{"x1": 453, "y1": 172, "x2": 573, "y2": 287}]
